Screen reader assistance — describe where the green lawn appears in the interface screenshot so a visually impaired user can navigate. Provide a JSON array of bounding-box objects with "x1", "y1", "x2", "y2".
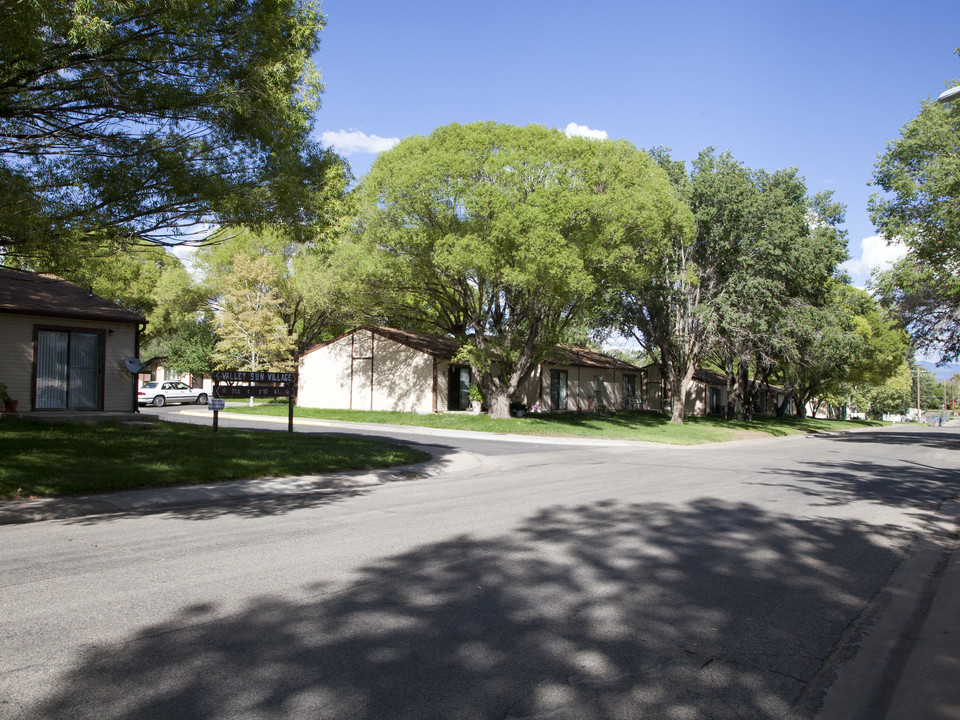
[
  {"x1": 0, "y1": 418, "x2": 430, "y2": 499},
  {"x1": 228, "y1": 404, "x2": 886, "y2": 444}
]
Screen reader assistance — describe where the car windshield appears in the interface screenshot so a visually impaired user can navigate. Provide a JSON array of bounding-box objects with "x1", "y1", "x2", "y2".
[{"x1": 141, "y1": 382, "x2": 158, "y2": 389}]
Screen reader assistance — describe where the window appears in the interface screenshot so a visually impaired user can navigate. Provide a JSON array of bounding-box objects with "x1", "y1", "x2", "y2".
[
  {"x1": 592, "y1": 375, "x2": 605, "y2": 408},
  {"x1": 550, "y1": 369, "x2": 568, "y2": 411},
  {"x1": 754, "y1": 392, "x2": 767, "y2": 414},
  {"x1": 623, "y1": 374, "x2": 637, "y2": 408},
  {"x1": 35, "y1": 328, "x2": 104, "y2": 410},
  {"x1": 709, "y1": 387, "x2": 722, "y2": 415}
]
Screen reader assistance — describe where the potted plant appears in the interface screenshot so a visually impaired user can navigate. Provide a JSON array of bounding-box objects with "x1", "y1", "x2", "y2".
[
  {"x1": 469, "y1": 384, "x2": 484, "y2": 414},
  {"x1": 0, "y1": 383, "x2": 18, "y2": 413}
]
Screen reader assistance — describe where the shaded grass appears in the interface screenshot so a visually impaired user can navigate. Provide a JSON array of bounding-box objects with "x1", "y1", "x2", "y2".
[
  {"x1": 0, "y1": 418, "x2": 430, "y2": 499},
  {"x1": 230, "y1": 404, "x2": 887, "y2": 444}
]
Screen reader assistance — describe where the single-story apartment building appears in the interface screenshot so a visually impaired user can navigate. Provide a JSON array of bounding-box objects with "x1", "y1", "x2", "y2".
[
  {"x1": 640, "y1": 364, "x2": 793, "y2": 417},
  {"x1": 0, "y1": 266, "x2": 146, "y2": 412},
  {"x1": 297, "y1": 326, "x2": 644, "y2": 414}
]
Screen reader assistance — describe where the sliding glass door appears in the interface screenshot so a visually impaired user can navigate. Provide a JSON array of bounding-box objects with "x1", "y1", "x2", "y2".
[{"x1": 35, "y1": 329, "x2": 104, "y2": 410}]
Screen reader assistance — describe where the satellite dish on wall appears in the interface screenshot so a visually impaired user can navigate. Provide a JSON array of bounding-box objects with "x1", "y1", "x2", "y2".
[{"x1": 124, "y1": 357, "x2": 144, "y2": 374}]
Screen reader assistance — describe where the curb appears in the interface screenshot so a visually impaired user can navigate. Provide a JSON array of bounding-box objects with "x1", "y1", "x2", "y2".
[
  {"x1": 813, "y1": 497, "x2": 960, "y2": 720},
  {"x1": 882, "y1": 497, "x2": 960, "y2": 720},
  {"x1": 0, "y1": 446, "x2": 483, "y2": 526}
]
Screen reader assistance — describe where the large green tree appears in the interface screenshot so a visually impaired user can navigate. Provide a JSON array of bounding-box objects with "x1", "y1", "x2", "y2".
[
  {"x1": 605, "y1": 147, "x2": 702, "y2": 424},
  {"x1": 350, "y1": 122, "x2": 686, "y2": 418},
  {"x1": 870, "y1": 67, "x2": 960, "y2": 360},
  {"x1": 616, "y1": 149, "x2": 846, "y2": 423},
  {"x1": 772, "y1": 284, "x2": 908, "y2": 418},
  {"x1": 0, "y1": 0, "x2": 345, "y2": 257},
  {"x1": 197, "y1": 227, "x2": 354, "y2": 355},
  {"x1": 707, "y1": 164, "x2": 846, "y2": 420}
]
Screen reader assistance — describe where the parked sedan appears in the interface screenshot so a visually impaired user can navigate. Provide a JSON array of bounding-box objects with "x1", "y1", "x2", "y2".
[{"x1": 138, "y1": 381, "x2": 208, "y2": 407}]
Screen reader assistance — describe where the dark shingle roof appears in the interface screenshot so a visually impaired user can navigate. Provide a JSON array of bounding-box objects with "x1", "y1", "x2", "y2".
[
  {"x1": 0, "y1": 266, "x2": 146, "y2": 324},
  {"x1": 304, "y1": 327, "x2": 639, "y2": 371},
  {"x1": 545, "y1": 345, "x2": 643, "y2": 371},
  {"x1": 369, "y1": 326, "x2": 461, "y2": 359}
]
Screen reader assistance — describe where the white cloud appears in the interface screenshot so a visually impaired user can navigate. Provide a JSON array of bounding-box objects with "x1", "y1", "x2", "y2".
[
  {"x1": 320, "y1": 129, "x2": 400, "y2": 156},
  {"x1": 564, "y1": 122, "x2": 608, "y2": 140},
  {"x1": 843, "y1": 235, "x2": 908, "y2": 279}
]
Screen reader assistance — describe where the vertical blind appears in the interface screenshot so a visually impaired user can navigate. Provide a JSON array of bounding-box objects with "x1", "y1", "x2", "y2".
[{"x1": 35, "y1": 330, "x2": 102, "y2": 410}]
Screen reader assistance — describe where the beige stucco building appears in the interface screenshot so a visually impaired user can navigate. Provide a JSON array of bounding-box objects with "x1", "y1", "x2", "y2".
[
  {"x1": 297, "y1": 327, "x2": 644, "y2": 414},
  {"x1": 0, "y1": 267, "x2": 146, "y2": 413}
]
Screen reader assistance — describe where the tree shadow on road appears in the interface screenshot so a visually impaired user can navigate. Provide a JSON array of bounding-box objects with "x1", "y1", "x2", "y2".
[
  {"x1": 825, "y1": 427, "x2": 960, "y2": 451},
  {"x1": 24, "y1": 499, "x2": 912, "y2": 720},
  {"x1": 751, "y1": 431, "x2": 960, "y2": 514}
]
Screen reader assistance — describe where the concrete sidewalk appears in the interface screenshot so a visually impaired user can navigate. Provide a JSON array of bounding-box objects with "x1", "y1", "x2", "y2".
[
  {"x1": 882, "y1": 501, "x2": 960, "y2": 720},
  {"x1": 815, "y1": 497, "x2": 960, "y2": 720}
]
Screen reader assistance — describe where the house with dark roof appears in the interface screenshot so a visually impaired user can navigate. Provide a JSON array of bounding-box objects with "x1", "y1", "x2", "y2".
[
  {"x1": 297, "y1": 326, "x2": 644, "y2": 413},
  {"x1": 0, "y1": 266, "x2": 146, "y2": 412},
  {"x1": 640, "y1": 363, "x2": 793, "y2": 417}
]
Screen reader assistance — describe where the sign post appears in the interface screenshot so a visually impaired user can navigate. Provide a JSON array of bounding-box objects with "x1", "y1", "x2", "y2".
[{"x1": 209, "y1": 370, "x2": 298, "y2": 432}]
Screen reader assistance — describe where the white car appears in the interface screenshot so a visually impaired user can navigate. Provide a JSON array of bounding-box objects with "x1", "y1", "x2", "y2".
[{"x1": 138, "y1": 381, "x2": 208, "y2": 407}]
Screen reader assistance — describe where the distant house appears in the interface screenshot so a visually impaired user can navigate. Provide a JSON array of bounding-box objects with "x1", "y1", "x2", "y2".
[
  {"x1": 137, "y1": 356, "x2": 212, "y2": 393},
  {"x1": 640, "y1": 363, "x2": 795, "y2": 417},
  {"x1": 0, "y1": 266, "x2": 146, "y2": 412},
  {"x1": 297, "y1": 326, "x2": 643, "y2": 414}
]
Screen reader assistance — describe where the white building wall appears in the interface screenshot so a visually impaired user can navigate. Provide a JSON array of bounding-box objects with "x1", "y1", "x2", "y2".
[
  {"x1": 372, "y1": 337, "x2": 434, "y2": 413},
  {"x1": 0, "y1": 313, "x2": 35, "y2": 407},
  {"x1": 298, "y1": 330, "x2": 437, "y2": 413},
  {"x1": 0, "y1": 312, "x2": 139, "y2": 412},
  {"x1": 534, "y1": 366, "x2": 628, "y2": 412},
  {"x1": 297, "y1": 334, "x2": 355, "y2": 409}
]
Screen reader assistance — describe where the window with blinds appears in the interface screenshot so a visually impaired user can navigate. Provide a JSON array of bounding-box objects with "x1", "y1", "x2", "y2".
[{"x1": 35, "y1": 329, "x2": 104, "y2": 410}]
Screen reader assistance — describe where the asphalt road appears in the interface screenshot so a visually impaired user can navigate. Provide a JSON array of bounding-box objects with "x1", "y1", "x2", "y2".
[{"x1": 2, "y1": 416, "x2": 959, "y2": 720}]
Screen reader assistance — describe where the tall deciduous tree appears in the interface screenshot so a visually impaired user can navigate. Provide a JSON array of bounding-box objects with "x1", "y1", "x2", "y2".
[
  {"x1": 615, "y1": 149, "x2": 845, "y2": 423},
  {"x1": 212, "y1": 253, "x2": 296, "y2": 380},
  {"x1": 197, "y1": 227, "x2": 353, "y2": 355},
  {"x1": 771, "y1": 284, "x2": 908, "y2": 418},
  {"x1": 870, "y1": 68, "x2": 960, "y2": 360},
  {"x1": 705, "y1": 163, "x2": 846, "y2": 421},
  {"x1": 351, "y1": 122, "x2": 685, "y2": 418},
  {"x1": 605, "y1": 147, "x2": 702, "y2": 424},
  {"x1": 0, "y1": 0, "x2": 345, "y2": 257}
]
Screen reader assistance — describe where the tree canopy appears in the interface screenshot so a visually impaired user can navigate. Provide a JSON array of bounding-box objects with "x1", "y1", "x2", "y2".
[
  {"x1": 0, "y1": 0, "x2": 346, "y2": 258},
  {"x1": 349, "y1": 121, "x2": 688, "y2": 417},
  {"x1": 613, "y1": 148, "x2": 848, "y2": 422},
  {"x1": 870, "y1": 72, "x2": 960, "y2": 360},
  {"x1": 197, "y1": 227, "x2": 354, "y2": 355}
]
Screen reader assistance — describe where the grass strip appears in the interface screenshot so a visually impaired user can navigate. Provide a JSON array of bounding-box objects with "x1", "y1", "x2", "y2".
[
  {"x1": 0, "y1": 418, "x2": 430, "y2": 499},
  {"x1": 227, "y1": 404, "x2": 886, "y2": 444}
]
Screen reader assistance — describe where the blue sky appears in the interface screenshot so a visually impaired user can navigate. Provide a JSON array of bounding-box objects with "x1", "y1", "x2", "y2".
[{"x1": 310, "y1": 0, "x2": 959, "y2": 287}]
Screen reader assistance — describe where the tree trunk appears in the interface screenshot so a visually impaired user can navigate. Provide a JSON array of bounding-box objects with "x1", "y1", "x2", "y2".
[
  {"x1": 736, "y1": 359, "x2": 754, "y2": 422},
  {"x1": 776, "y1": 390, "x2": 794, "y2": 420},
  {"x1": 488, "y1": 388, "x2": 511, "y2": 419},
  {"x1": 794, "y1": 393, "x2": 809, "y2": 419},
  {"x1": 725, "y1": 367, "x2": 737, "y2": 421},
  {"x1": 667, "y1": 362, "x2": 696, "y2": 425}
]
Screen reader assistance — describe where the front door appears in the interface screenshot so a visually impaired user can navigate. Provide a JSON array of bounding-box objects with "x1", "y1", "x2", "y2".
[
  {"x1": 447, "y1": 365, "x2": 471, "y2": 410},
  {"x1": 550, "y1": 369, "x2": 568, "y2": 411}
]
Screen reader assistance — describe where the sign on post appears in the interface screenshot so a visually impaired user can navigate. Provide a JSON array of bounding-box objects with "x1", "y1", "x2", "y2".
[
  {"x1": 214, "y1": 385, "x2": 293, "y2": 398},
  {"x1": 211, "y1": 371, "x2": 296, "y2": 384},
  {"x1": 210, "y1": 370, "x2": 298, "y2": 432}
]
